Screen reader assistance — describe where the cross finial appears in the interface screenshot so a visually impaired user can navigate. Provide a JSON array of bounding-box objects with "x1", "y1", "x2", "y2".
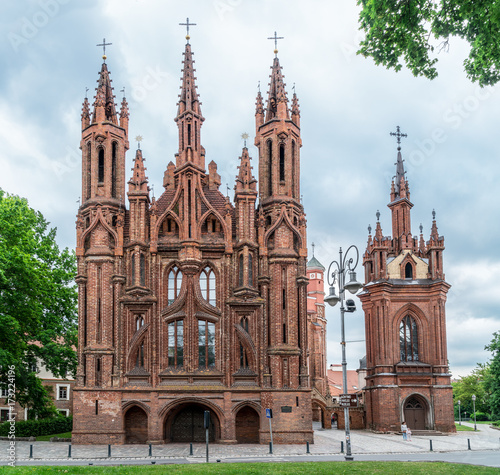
[
  {"x1": 311, "y1": 242, "x2": 315, "y2": 257},
  {"x1": 120, "y1": 87, "x2": 126, "y2": 98},
  {"x1": 226, "y1": 183, "x2": 230, "y2": 197},
  {"x1": 85, "y1": 87, "x2": 89, "y2": 99},
  {"x1": 96, "y1": 38, "x2": 112, "y2": 61},
  {"x1": 135, "y1": 135, "x2": 143, "y2": 149},
  {"x1": 268, "y1": 31, "x2": 284, "y2": 56},
  {"x1": 179, "y1": 17, "x2": 196, "y2": 42},
  {"x1": 241, "y1": 132, "x2": 249, "y2": 147},
  {"x1": 258, "y1": 81, "x2": 261, "y2": 93},
  {"x1": 390, "y1": 125, "x2": 407, "y2": 151},
  {"x1": 292, "y1": 83, "x2": 296, "y2": 94}
]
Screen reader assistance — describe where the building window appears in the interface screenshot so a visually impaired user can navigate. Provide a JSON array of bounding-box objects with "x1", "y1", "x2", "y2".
[
  {"x1": 98, "y1": 148, "x2": 104, "y2": 183},
  {"x1": 136, "y1": 315, "x2": 144, "y2": 331},
  {"x1": 405, "y1": 262, "x2": 413, "y2": 279},
  {"x1": 239, "y1": 254, "x2": 244, "y2": 286},
  {"x1": 58, "y1": 409, "x2": 70, "y2": 417},
  {"x1": 0, "y1": 409, "x2": 9, "y2": 422},
  {"x1": 167, "y1": 266, "x2": 183, "y2": 304},
  {"x1": 279, "y1": 144, "x2": 285, "y2": 181},
  {"x1": 0, "y1": 388, "x2": 8, "y2": 398},
  {"x1": 136, "y1": 341, "x2": 145, "y2": 368},
  {"x1": 200, "y1": 267, "x2": 216, "y2": 306},
  {"x1": 140, "y1": 253, "x2": 146, "y2": 286},
  {"x1": 198, "y1": 320, "x2": 215, "y2": 368},
  {"x1": 57, "y1": 384, "x2": 69, "y2": 401},
  {"x1": 168, "y1": 320, "x2": 184, "y2": 367},
  {"x1": 248, "y1": 253, "x2": 253, "y2": 286},
  {"x1": 111, "y1": 141, "x2": 117, "y2": 198},
  {"x1": 400, "y1": 315, "x2": 419, "y2": 362}
]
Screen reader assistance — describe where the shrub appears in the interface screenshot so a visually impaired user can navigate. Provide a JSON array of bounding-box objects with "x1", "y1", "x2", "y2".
[
  {"x1": 492, "y1": 420, "x2": 500, "y2": 427},
  {"x1": 474, "y1": 412, "x2": 490, "y2": 421},
  {"x1": 0, "y1": 415, "x2": 72, "y2": 437}
]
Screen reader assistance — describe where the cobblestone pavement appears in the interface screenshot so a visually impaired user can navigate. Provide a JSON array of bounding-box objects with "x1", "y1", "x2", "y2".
[{"x1": 1, "y1": 422, "x2": 499, "y2": 464}]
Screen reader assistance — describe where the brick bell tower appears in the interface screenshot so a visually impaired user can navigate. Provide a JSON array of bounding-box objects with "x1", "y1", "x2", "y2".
[{"x1": 359, "y1": 127, "x2": 455, "y2": 433}]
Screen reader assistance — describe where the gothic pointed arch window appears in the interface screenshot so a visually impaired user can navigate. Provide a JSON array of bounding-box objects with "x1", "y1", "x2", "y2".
[
  {"x1": 239, "y1": 317, "x2": 250, "y2": 369},
  {"x1": 167, "y1": 320, "x2": 183, "y2": 367},
  {"x1": 239, "y1": 254, "x2": 244, "y2": 286},
  {"x1": 86, "y1": 142, "x2": 92, "y2": 199},
  {"x1": 98, "y1": 148, "x2": 105, "y2": 183},
  {"x1": 267, "y1": 140, "x2": 273, "y2": 195},
  {"x1": 140, "y1": 253, "x2": 146, "y2": 286},
  {"x1": 198, "y1": 320, "x2": 215, "y2": 368},
  {"x1": 200, "y1": 266, "x2": 216, "y2": 306},
  {"x1": 136, "y1": 315, "x2": 144, "y2": 331},
  {"x1": 279, "y1": 143, "x2": 285, "y2": 182},
  {"x1": 167, "y1": 266, "x2": 183, "y2": 304},
  {"x1": 405, "y1": 262, "x2": 413, "y2": 279},
  {"x1": 111, "y1": 141, "x2": 117, "y2": 198},
  {"x1": 400, "y1": 315, "x2": 419, "y2": 362}
]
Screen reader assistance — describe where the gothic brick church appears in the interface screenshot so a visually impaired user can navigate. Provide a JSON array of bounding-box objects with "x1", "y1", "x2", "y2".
[{"x1": 72, "y1": 33, "x2": 330, "y2": 444}]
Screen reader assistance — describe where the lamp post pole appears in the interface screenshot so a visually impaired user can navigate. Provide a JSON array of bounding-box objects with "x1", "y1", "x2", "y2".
[
  {"x1": 457, "y1": 400, "x2": 461, "y2": 426},
  {"x1": 472, "y1": 394, "x2": 477, "y2": 431},
  {"x1": 325, "y1": 245, "x2": 362, "y2": 462}
]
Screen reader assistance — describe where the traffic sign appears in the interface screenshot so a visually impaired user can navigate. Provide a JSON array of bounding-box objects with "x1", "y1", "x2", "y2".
[{"x1": 266, "y1": 408, "x2": 273, "y2": 418}]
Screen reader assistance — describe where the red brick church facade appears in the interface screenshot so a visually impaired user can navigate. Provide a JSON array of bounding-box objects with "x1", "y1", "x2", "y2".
[
  {"x1": 359, "y1": 136, "x2": 455, "y2": 433},
  {"x1": 72, "y1": 35, "x2": 327, "y2": 444}
]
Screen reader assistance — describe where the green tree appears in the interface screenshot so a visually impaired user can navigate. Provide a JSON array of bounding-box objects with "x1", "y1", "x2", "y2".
[
  {"x1": 452, "y1": 367, "x2": 489, "y2": 418},
  {"x1": 484, "y1": 332, "x2": 500, "y2": 418},
  {"x1": 0, "y1": 190, "x2": 77, "y2": 418},
  {"x1": 357, "y1": 1, "x2": 500, "y2": 86}
]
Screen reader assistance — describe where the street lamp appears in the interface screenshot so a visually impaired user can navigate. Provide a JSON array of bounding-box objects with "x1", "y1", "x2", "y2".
[
  {"x1": 325, "y1": 245, "x2": 363, "y2": 462},
  {"x1": 457, "y1": 400, "x2": 461, "y2": 426},
  {"x1": 472, "y1": 394, "x2": 477, "y2": 431}
]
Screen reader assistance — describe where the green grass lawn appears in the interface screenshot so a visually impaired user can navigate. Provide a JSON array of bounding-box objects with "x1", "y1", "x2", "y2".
[
  {"x1": 455, "y1": 423, "x2": 476, "y2": 431},
  {"x1": 1, "y1": 462, "x2": 499, "y2": 474},
  {"x1": 36, "y1": 432, "x2": 72, "y2": 441}
]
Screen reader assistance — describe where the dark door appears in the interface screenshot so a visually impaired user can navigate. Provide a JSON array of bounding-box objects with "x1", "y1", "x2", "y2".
[
  {"x1": 235, "y1": 406, "x2": 260, "y2": 443},
  {"x1": 404, "y1": 397, "x2": 426, "y2": 430},
  {"x1": 171, "y1": 406, "x2": 215, "y2": 442},
  {"x1": 124, "y1": 406, "x2": 148, "y2": 444}
]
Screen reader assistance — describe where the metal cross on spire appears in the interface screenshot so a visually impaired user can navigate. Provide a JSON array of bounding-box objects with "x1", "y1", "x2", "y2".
[
  {"x1": 390, "y1": 126, "x2": 407, "y2": 150},
  {"x1": 268, "y1": 31, "x2": 284, "y2": 56},
  {"x1": 85, "y1": 87, "x2": 89, "y2": 99},
  {"x1": 311, "y1": 242, "x2": 315, "y2": 257},
  {"x1": 96, "y1": 38, "x2": 112, "y2": 61},
  {"x1": 179, "y1": 17, "x2": 196, "y2": 42},
  {"x1": 241, "y1": 132, "x2": 249, "y2": 147}
]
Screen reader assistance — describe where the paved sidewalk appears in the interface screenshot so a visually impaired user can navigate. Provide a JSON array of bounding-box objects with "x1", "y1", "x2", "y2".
[{"x1": 1, "y1": 422, "x2": 498, "y2": 464}]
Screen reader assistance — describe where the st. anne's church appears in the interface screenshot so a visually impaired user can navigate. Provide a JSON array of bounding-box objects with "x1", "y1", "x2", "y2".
[{"x1": 72, "y1": 27, "x2": 454, "y2": 444}]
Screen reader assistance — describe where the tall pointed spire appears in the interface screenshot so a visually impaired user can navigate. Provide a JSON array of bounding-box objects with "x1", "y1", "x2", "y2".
[
  {"x1": 174, "y1": 28, "x2": 205, "y2": 170},
  {"x1": 265, "y1": 56, "x2": 289, "y2": 122},
  {"x1": 119, "y1": 94, "x2": 129, "y2": 131},
  {"x1": 291, "y1": 86, "x2": 300, "y2": 127},
  {"x1": 81, "y1": 96, "x2": 90, "y2": 129},
  {"x1": 235, "y1": 147, "x2": 257, "y2": 194},
  {"x1": 92, "y1": 62, "x2": 118, "y2": 124},
  {"x1": 128, "y1": 148, "x2": 149, "y2": 193}
]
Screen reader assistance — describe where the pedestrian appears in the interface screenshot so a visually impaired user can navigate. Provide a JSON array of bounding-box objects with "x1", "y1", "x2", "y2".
[
  {"x1": 401, "y1": 421, "x2": 407, "y2": 441},
  {"x1": 407, "y1": 427, "x2": 412, "y2": 441}
]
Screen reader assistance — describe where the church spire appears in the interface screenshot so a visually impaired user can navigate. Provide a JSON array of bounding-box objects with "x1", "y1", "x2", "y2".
[
  {"x1": 265, "y1": 56, "x2": 289, "y2": 122},
  {"x1": 92, "y1": 62, "x2": 118, "y2": 125},
  {"x1": 128, "y1": 147, "x2": 149, "y2": 193},
  {"x1": 174, "y1": 25, "x2": 205, "y2": 170},
  {"x1": 235, "y1": 146, "x2": 257, "y2": 194}
]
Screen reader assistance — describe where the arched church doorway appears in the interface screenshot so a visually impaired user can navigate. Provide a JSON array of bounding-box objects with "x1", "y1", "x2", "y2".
[
  {"x1": 165, "y1": 403, "x2": 219, "y2": 442},
  {"x1": 124, "y1": 406, "x2": 148, "y2": 444},
  {"x1": 404, "y1": 396, "x2": 427, "y2": 430},
  {"x1": 235, "y1": 406, "x2": 260, "y2": 443}
]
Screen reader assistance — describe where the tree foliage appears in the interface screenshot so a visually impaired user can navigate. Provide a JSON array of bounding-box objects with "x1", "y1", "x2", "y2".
[
  {"x1": 484, "y1": 332, "x2": 500, "y2": 418},
  {"x1": 0, "y1": 190, "x2": 77, "y2": 418},
  {"x1": 452, "y1": 366, "x2": 489, "y2": 417},
  {"x1": 357, "y1": 0, "x2": 500, "y2": 86}
]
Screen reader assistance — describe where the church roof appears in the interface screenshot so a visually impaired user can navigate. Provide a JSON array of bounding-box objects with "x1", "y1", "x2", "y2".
[{"x1": 307, "y1": 255, "x2": 325, "y2": 271}]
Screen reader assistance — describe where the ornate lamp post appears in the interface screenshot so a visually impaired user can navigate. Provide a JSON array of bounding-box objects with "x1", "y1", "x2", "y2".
[
  {"x1": 457, "y1": 400, "x2": 461, "y2": 426},
  {"x1": 324, "y1": 245, "x2": 363, "y2": 462},
  {"x1": 472, "y1": 394, "x2": 477, "y2": 431}
]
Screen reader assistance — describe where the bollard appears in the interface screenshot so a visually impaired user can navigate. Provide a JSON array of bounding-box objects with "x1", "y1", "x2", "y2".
[
  {"x1": 29, "y1": 444, "x2": 33, "y2": 458},
  {"x1": 341, "y1": 441, "x2": 344, "y2": 453},
  {"x1": 149, "y1": 443, "x2": 152, "y2": 457},
  {"x1": 468, "y1": 438, "x2": 471, "y2": 450},
  {"x1": 108, "y1": 444, "x2": 111, "y2": 458},
  {"x1": 189, "y1": 443, "x2": 193, "y2": 456},
  {"x1": 429, "y1": 439, "x2": 433, "y2": 452},
  {"x1": 269, "y1": 441, "x2": 273, "y2": 454},
  {"x1": 68, "y1": 444, "x2": 72, "y2": 458},
  {"x1": 306, "y1": 441, "x2": 310, "y2": 454}
]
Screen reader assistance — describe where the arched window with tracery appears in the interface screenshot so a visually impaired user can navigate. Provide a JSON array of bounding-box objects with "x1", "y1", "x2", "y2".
[
  {"x1": 239, "y1": 317, "x2": 250, "y2": 369},
  {"x1": 136, "y1": 315, "x2": 144, "y2": 331},
  {"x1": 167, "y1": 320, "x2": 183, "y2": 367},
  {"x1": 198, "y1": 320, "x2": 215, "y2": 368},
  {"x1": 167, "y1": 266, "x2": 183, "y2": 304},
  {"x1": 400, "y1": 315, "x2": 419, "y2": 362},
  {"x1": 200, "y1": 266, "x2": 216, "y2": 306}
]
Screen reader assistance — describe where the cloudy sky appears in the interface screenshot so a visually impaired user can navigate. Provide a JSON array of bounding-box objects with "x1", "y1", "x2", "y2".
[{"x1": 1, "y1": 0, "x2": 498, "y2": 378}]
